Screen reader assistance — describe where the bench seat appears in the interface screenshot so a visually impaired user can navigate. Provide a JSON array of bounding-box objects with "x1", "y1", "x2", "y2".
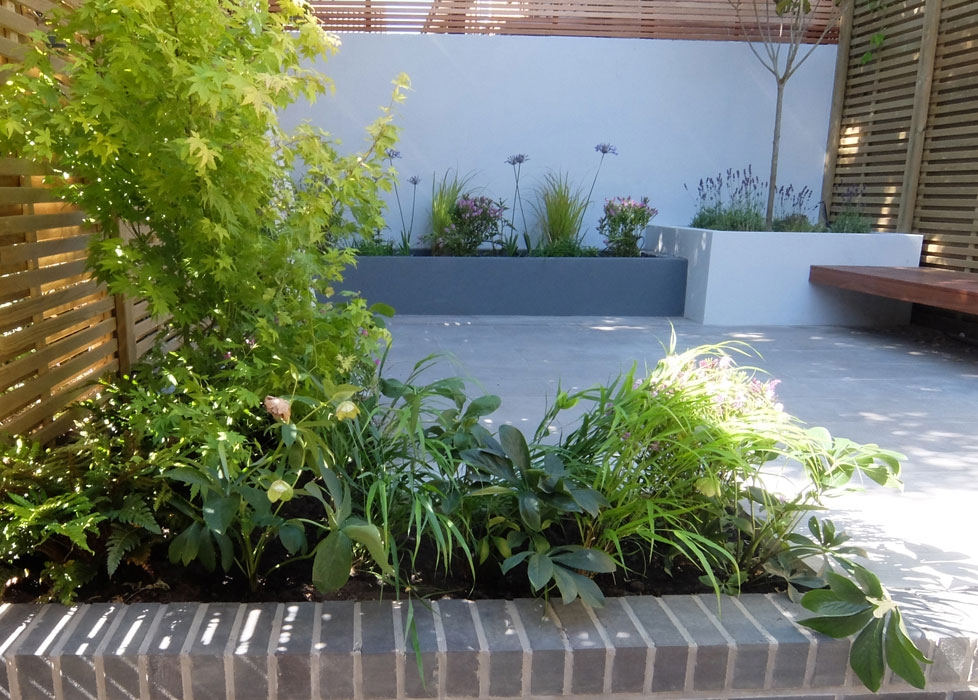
[{"x1": 809, "y1": 265, "x2": 978, "y2": 315}]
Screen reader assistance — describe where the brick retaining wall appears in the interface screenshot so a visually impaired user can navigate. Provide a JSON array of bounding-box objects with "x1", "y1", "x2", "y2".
[{"x1": 1, "y1": 594, "x2": 975, "y2": 700}]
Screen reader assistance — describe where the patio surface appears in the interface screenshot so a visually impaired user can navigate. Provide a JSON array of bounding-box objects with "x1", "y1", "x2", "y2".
[{"x1": 383, "y1": 315, "x2": 978, "y2": 633}]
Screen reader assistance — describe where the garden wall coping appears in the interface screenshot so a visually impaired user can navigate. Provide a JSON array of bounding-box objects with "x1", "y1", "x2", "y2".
[{"x1": 1, "y1": 592, "x2": 975, "y2": 700}]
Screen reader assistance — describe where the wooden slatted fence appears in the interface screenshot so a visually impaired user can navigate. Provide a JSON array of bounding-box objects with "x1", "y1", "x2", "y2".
[
  {"x1": 306, "y1": 0, "x2": 842, "y2": 42},
  {"x1": 823, "y1": 0, "x2": 978, "y2": 276},
  {"x1": 0, "y1": 1, "x2": 175, "y2": 444}
]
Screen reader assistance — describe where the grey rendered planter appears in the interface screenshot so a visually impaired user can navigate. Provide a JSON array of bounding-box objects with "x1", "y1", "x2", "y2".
[
  {"x1": 2, "y1": 592, "x2": 975, "y2": 700},
  {"x1": 336, "y1": 255, "x2": 687, "y2": 316}
]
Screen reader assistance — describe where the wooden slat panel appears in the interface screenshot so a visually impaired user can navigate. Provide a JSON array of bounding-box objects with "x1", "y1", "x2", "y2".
[
  {"x1": 0, "y1": 233, "x2": 90, "y2": 267},
  {"x1": 0, "y1": 210, "x2": 86, "y2": 236},
  {"x1": 0, "y1": 296, "x2": 112, "y2": 359},
  {"x1": 0, "y1": 6, "x2": 41, "y2": 35},
  {"x1": 307, "y1": 0, "x2": 842, "y2": 42},
  {"x1": 0, "y1": 186, "x2": 64, "y2": 205},
  {"x1": 0, "y1": 279, "x2": 102, "y2": 330},
  {"x1": 0, "y1": 317, "x2": 114, "y2": 393},
  {"x1": 1, "y1": 337, "x2": 116, "y2": 419},
  {"x1": 0, "y1": 258, "x2": 88, "y2": 297}
]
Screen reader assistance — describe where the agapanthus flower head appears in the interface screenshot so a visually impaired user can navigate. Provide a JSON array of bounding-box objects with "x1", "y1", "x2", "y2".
[
  {"x1": 506, "y1": 153, "x2": 529, "y2": 165},
  {"x1": 384, "y1": 148, "x2": 401, "y2": 160},
  {"x1": 595, "y1": 143, "x2": 618, "y2": 156},
  {"x1": 407, "y1": 175, "x2": 421, "y2": 186}
]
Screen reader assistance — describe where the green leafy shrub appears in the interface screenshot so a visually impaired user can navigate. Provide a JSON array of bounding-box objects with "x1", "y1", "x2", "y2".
[
  {"x1": 425, "y1": 195, "x2": 507, "y2": 256},
  {"x1": 598, "y1": 196, "x2": 657, "y2": 256},
  {"x1": 0, "y1": 0, "x2": 406, "y2": 345}
]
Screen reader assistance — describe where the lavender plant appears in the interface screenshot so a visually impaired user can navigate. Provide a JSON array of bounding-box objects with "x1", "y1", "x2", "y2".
[
  {"x1": 829, "y1": 184, "x2": 872, "y2": 233},
  {"x1": 688, "y1": 166, "x2": 765, "y2": 231},
  {"x1": 771, "y1": 184, "x2": 817, "y2": 231}
]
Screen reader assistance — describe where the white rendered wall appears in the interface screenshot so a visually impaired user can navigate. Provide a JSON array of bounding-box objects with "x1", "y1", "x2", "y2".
[{"x1": 280, "y1": 34, "x2": 837, "y2": 246}]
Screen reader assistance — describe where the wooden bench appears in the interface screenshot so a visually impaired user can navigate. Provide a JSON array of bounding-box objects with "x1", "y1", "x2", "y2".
[{"x1": 809, "y1": 265, "x2": 978, "y2": 315}]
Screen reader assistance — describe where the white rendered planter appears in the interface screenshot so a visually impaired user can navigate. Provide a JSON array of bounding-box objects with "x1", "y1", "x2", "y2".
[{"x1": 647, "y1": 225, "x2": 924, "y2": 326}]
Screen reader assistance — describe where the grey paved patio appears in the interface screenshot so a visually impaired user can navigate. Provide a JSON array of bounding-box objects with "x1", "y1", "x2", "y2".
[{"x1": 383, "y1": 316, "x2": 978, "y2": 632}]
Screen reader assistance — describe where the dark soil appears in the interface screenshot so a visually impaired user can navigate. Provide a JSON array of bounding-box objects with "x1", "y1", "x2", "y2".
[{"x1": 2, "y1": 536, "x2": 783, "y2": 605}]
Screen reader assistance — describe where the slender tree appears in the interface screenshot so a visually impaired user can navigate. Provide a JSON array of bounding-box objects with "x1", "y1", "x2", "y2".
[{"x1": 729, "y1": 0, "x2": 849, "y2": 226}]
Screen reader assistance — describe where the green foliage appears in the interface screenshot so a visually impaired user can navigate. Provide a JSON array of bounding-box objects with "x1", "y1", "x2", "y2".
[
  {"x1": 535, "y1": 172, "x2": 588, "y2": 245},
  {"x1": 345, "y1": 230, "x2": 399, "y2": 256},
  {"x1": 800, "y1": 565, "x2": 930, "y2": 691},
  {"x1": 427, "y1": 170, "x2": 472, "y2": 251},
  {"x1": 0, "y1": 410, "x2": 166, "y2": 602},
  {"x1": 598, "y1": 196, "x2": 658, "y2": 256},
  {"x1": 532, "y1": 238, "x2": 599, "y2": 257},
  {"x1": 425, "y1": 195, "x2": 507, "y2": 256},
  {"x1": 0, "y1": 0, "x2": 407, "y2": 345}
]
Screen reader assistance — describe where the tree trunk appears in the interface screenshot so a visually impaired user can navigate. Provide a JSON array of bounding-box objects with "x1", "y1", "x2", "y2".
[{"x1": 765, "y1": 79, "x2": 786, "y2": 228}]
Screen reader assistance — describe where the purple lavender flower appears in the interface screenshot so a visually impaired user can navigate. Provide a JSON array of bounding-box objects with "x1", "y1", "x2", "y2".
[
  {"x1": 506, "y1": 153, "x2": 529, "y2": 165},
  {"x1": 595, "y1": 143, "x2": 618, "y2": 156}
]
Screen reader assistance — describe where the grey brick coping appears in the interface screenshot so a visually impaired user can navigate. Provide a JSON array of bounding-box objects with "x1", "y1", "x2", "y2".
[{"x1": 1, "y1": 593, "x2": 975, "y2": 700}]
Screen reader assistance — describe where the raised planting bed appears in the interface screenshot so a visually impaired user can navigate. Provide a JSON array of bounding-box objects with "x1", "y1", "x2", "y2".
[
  {"x1": 335, "y1": 254, "x2": 687, "y2": 316},
  {"x1": 2, "y1": 592, "x2": 976, "y2": 700},
  {"x1": 647, "y1": 225, "x2": 924, "y2": 326}
]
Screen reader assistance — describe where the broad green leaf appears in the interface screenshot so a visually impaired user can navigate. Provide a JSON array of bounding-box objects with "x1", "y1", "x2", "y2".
[
  {"x1": 800, "y1": 589, "x2": 871, "y2": 617},
  {"x1": 278, "y1": 521, "x2": 306, "y2": 555},
  {"x1": 499, "y1": 425, "x2": 531, "y2": 474},
  {"x1": 312, "y1": 531, "x2": 353, "y2": 592},
  {"x1": 527, "y1": 553, "x2": 554, "y2": 591},
  {"x1": 215, "y1": 532, "x2": 234, "y2": 572},
  {"x1": 518, "y1": 491, "x2": 542, "y2": 531},
  {"x1": 550, "y1": 563, "x2": 579, "y2": 605},
  {"x1": 850, "y1": 616, "x2": 885, "y2": 692},
  {"x1": 342, "y1": 522, "x2": 394, "y2": 577},
  {"x1": 569, "y1": 487, "x2": 607, "y2": 518},
  {"x1": 564, "y1": 568, "x2": 605, "y2": 608},
  {"x1": 202, "y1": 494, "x2": 239, "y2": 535},
  {"x1": 461, "y1": 448, "x2": 520, "y2": 485},
  {"x1": 826, "y1": 572, "x2": 869, "y2": 605},
  {"x1": 369, "y1": 302, "x2": 395, "y2": 317},
  {"x1": 168, "y1": 522, "x2": 201, "y2": 567},
  {"x1": 196, "y1": 528, "x2": 216, "y2": 571},
  {"x1": 463, "y1": 395, "x2": 501, "y2": 420},
  {"x1": 164, "y1": 467, "x2": 215, "y2": 490},
  {"x1": 281, "y1": 422, "x2": 298, "y2": 447},
  {"x1": 552, "y1": 548, "x2": 617, "y2": 574},
  {"x1": 799, "y1": 609, "x2": 874, "y2": 638},
  {"x1": 884, "y1": 611, "x2": 926, "y2": 689},
  {"x1": 851, "y1": 564, "x2": 885, "y2": 599},
  {"x1": 501, "y1": 551, "x2": 532, "y2": 574}
]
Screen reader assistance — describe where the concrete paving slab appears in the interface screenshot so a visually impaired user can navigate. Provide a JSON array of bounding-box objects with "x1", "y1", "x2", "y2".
[{"x1": 383, "y1": 316, "x2": 978, "y2": 602}]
